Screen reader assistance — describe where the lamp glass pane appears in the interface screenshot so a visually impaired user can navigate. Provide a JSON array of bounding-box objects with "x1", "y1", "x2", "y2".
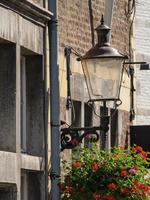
[{"x1": 82, "y1": 58, "x2": 123, "y2": 99}]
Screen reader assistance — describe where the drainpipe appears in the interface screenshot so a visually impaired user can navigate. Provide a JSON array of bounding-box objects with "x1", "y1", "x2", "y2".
[
  {"x1": 104, "y1": 0, "x2": 115, "y2": 41},
  {"x1": 48, "y1": 0, "x2": 60, "y2": 200}
]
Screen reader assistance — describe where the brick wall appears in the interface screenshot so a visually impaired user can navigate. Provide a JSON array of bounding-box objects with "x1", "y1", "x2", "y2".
[
  {"x1": 58, "y1": 0, "x2": 105, "y2": 54},
  {"x1": 111, "y1": 0, "x2": 130, "y2": 54},
  {"x1": 58, "y1": 0, "x2": 130, "y2": 55}
]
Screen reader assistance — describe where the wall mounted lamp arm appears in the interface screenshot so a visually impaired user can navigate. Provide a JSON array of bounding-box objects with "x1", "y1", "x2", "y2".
[
  {"x1": 64, "y1": 47, "x2": 72, "y2": 109},
  {"x1": 64, "y1": 46, "x2": 82, "y2": 110},
  {"x1": 129, "y1": 66, "x2": 135, "y2": 121},
  {"x1": 61, "y1": 116, "x2": 109, "y2": 151}
]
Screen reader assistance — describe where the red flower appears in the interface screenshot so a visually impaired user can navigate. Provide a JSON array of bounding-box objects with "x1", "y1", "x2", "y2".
[
  {"x1": 134, "y1": 180, "x2": 139, "y2": 187},
  {"x1": 138, "y1": 183, "x2": 149, "y2": 191},
  {"x1": 141, "y1": 151, "x2": 148, "y2": 159},
  {"x1": 120, "y1": 170, "x2": 128, "y2": 177},
  {"x1": 65, "y1": 186, "x2": 73, "y2": 193},
  {"x1": 107, "y1": 182, "x2": 117, "y2": 190},
  {"x1": 120, "y1": 187, "x2": 130, "y2": 194},
  {"x1": 72, "y1": 161, "x2": 81, "y2": 167},
  {"x1": 132, "y1": 187, "x2": 139, "y2": 193},
  {"x1": 136, "y1": 146, "x2": 143, "y2": 152},
  {"x1": 120, "y1": 187, "x2": 126, "y2": 193},
  {"x1": 132, "y1": 146, "x2": 137, "y2": 152},
  {"x1": 103, "y1": 194, "x2": 115, "y2": 200},
  {"x1": 93, "y1": 193, "x2": 101, "y2": 200},
  {"x1": 91, "y1": 162, "x2": 101, "y2": 171},
  {"x1": 133, "y1": 181, "x2": 150, "y2": 194},
  {"x1": 132, "y1": 145, "x2": 143, "y2": 152},
  {"x1": 148, "y1": 186, "x2": 150, "y2": 194}
]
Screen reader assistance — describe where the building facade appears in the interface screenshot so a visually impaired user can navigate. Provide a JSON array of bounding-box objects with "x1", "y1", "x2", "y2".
[
  {"x1": 134, "y1": 0, "x2": 150, "y2": 125},
  {"x1": 0, "y1": 1, "x2": 51, "y2": 199},
  {"x1": 0, "y1": 0, "x2": 134, "y2": 199},
  {"x1": 58, "y1": 0, "x2": 132, "y2": 150}
]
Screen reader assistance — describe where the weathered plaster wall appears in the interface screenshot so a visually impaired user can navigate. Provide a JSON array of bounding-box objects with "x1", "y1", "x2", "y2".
[
  {"x1": 134, "y1": 0, "x2": 150, "y2": 125},
  {"x1": 0, "y1": 151, "x2": 17, "y2": 184},
  {"x1": 21, "y1": 154, "x2": 44, "y2": 171},
  {"x1": 0, "y1": 6, "x2": 43, "y2": 54},
  {"x1": 0, "y1": 2, "x2": 46, "y2": 199}
]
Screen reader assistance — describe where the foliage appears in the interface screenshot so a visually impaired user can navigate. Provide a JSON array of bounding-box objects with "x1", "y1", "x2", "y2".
[{"x1": 61, "y1": 145, "x2": 150, "y2": 200}]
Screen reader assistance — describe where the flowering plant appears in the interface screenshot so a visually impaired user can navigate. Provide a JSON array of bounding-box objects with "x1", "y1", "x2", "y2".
[{"x1": 61, "y1": 145, "x2": 150, "y2": 200}]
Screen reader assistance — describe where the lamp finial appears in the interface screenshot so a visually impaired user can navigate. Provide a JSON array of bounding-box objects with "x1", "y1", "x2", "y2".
[{"x1": 100, "y1": 14, "x2": 104, "y2": 25}]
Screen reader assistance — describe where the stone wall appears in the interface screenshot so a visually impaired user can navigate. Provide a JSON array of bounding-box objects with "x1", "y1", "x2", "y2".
[
  {"x1": 111, "y1": 0, "x2": 130, "y2": 54},
  {"x1": 58, "y1": 0, "x2": 105, "y2": 54},
  {"x1": 134, "y1": 0, "x2": 150, "y2": 125},
  {"x1": 58, "y1": 0, "x2": 130, "y2": 55}
]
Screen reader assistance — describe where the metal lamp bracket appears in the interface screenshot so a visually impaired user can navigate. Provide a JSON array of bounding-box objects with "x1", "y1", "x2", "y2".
[{"x1": 61, "y1": 118, "x2": 109, "y2": 151}]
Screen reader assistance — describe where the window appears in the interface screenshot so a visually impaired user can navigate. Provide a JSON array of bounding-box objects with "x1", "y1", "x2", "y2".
[
  {"x1": 100, "y1": 106, "x2": 118, "y2": 149},
  {"x1": 0, "y1": 44, "x2": 16, "y2": 152},
  {"x1": 84, "y1": 103, "x2": 93, "y2": 147},
  {"x1": 71, "y1": 101, "x2": 82, "y2": 155},
  {"x1": 21, "y1": 172, "x2": 28, "y2": 200},
  {"x1": 21, "y1": 171, "x2": 42, "y2": 200},
  {"x1": 110, "y1": 108, "x2": 118, "y2": 147},
  {"x1": 70, "y1": 100, "x2": 93, "y2": 149},
  {"x1": 71, "y1": 100, "x2": 81, "y2": 127},
  {"x1": 21, "y1": 53, "x2": 44, "y2": 156},
  {"x1": 84, "y1": 103, "x2": 93, "y2": 127}
]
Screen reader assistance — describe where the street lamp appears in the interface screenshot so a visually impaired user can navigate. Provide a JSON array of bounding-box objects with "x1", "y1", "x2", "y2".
[
  {"x1": 61, "y1": 15, "x2": 128, "y2": 150},
  {"x1": 81, "y1": 15, "x2": 127, "y2": 102}
]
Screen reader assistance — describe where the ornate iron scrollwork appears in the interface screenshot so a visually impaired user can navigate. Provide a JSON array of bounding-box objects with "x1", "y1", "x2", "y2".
[{"x1": 61, "y1": 126, "x2": 101, "y2": 151}]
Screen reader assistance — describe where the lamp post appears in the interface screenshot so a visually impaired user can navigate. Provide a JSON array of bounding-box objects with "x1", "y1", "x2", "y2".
[
  {"x1": 81, "y1": 15, "x2": 127, "y2": 149},
  {"x1": 81, "y1": 15, "x2": 127, "y2": 102},
  {"x1": 61, "y1": 15, "x2": 127, "y2": 150}
]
